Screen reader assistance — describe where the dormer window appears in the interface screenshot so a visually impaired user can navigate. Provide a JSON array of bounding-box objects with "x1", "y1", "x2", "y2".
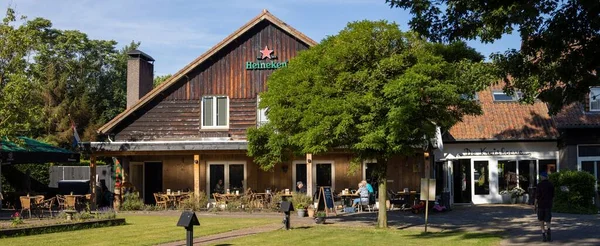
[
  {"x1": 589, "y1": 87, "x2": 600, "y2": 111},
  {"x1": 460, "y1": 93, "x2": 479, "y2": 101},
  {"x1": 493, "y1": 91, "x2": 521, "y2": 102}
]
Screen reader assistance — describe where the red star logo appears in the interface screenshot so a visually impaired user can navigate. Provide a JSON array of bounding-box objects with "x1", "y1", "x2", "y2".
[{"x1": 260, "y1": 46, "x2": 273, "y2": 59}]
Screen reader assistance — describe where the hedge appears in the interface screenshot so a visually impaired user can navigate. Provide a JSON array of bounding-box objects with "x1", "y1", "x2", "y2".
[{"x1": 549, "y1": 170, "x2": 597, "y2": 214}]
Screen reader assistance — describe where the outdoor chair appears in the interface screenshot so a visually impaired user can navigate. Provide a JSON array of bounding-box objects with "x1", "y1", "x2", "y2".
[
  {"x1": 358, "y1": 198, "x2": 373, "y2": 212},
  {"x1": 154, "y1": 193, "x2": 169, "y2": 210},
  {"x1": 37, "y1": 197, "x2": 56, "y2": 217},
  {"x1": 65, "y1": 195, "x2": 77, "y2": 210},
  {"x1": 19, "y1": 196, "x2": 33, "y2": 218},
  {"x1": 56, "y1": 195, "x2": 66, "y2": 210}
]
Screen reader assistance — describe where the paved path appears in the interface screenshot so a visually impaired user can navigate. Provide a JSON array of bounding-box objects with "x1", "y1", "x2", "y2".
[
  {"x1": 326, "y1": 204, "x2": 600, "y2": 245},
  {"x1": 154, "y1": 205, "x2": 599, "y2": 245}
]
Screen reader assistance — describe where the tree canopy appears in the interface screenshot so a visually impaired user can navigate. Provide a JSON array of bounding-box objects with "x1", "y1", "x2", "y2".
[
  {"x1": 0, "y1": 7, "x2": 136, "y2": 149},
  {"x1": 387, "y1": 0, "x2": 600, "y2": 114},
  {"x1": 248, "y1": 20, "x2": 496, "y2": 227}
]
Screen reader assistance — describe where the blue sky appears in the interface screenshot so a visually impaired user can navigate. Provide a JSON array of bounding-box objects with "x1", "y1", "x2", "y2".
[{"x1": 4, "y1": 0, "x2": 521, "y2": 76}]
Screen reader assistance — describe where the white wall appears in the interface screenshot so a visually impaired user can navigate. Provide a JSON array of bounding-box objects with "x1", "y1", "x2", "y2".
[{"x1": 438, "y1": 141, "x2": 558, "y2": 204}]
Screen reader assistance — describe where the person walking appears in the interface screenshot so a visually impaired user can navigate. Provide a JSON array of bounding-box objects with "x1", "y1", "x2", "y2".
[{"x1": 535, "y1": 172, "x2": 554, "y2": 242}]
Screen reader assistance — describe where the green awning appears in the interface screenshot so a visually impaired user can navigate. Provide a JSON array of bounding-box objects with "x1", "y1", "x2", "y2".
[{"x1": 0, "y1": 137, "x2": 80, "y2": 165}]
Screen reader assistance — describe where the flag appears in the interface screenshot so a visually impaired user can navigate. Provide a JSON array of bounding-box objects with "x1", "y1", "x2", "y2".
[
  {"x1": 112, "y1": 157, "x2": 123, "y2": 189},
  {"x1": 70, "y1": 115, "x2": 81, "y2": 149}
]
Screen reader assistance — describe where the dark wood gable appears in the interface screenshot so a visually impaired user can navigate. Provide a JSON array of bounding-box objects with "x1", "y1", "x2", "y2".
[{"x1": 112, "y1": 20, "x2": 310, "y2": 141}]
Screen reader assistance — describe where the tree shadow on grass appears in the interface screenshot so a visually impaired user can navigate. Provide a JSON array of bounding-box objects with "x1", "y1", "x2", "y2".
[{"x1": 407, "y1": 230, "x2": 504, "y2": 240}]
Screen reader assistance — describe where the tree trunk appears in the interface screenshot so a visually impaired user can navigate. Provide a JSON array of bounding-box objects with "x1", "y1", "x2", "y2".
[{"x1": 376, "y1": 158, "x2": 388, "y2": 228}]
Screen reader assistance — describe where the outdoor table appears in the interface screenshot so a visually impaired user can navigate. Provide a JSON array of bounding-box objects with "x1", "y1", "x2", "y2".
[
  {"x1": 339, "y1": 194, "x2": 359, "y2": 211},
  {"x1": 164, "y1": 192, "x2": 190, "y2": 207},
  {"x1": 397, "y1": 191, "x2": 420, "y2": 206},
  {"x1": 221, "y1": 193, "x2": 241, "y2": 202}
]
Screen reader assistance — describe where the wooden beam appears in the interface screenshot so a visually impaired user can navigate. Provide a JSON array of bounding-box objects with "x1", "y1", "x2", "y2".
[
  {"x1": 194, "y1": 154, "x2": 200, "y2": 200},
  {"x1": 90, "y1": 155, "x2": 97, "y2": 210},
  {"x1": 91, "y1": 150, "x2": 246, "y2": 157},
  {"x1": 306, "y1": 153, "x2": 313, "y2": 196}
]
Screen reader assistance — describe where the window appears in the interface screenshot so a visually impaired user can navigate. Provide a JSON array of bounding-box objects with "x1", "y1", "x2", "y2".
[
  {"x1": 256, "y1": 96, "x2": 268, "y2": 126},
  {"x1": 492, "y1": 91, "x2": 521, "y2": 101},
  {"x1": 474, "y1": 161, "x2": 490, "y2": 195},
  {"x1": 498, "y1": 160, "x2": 517, "y2": 192},
  {"x1": 590, "y1": 87, "x2": 600, "y2": 111},
  {"x1": 460, "y1": 93, "x2": 479, "y2": 101},
  {"x1": 202, "y1": 96, "x2": 228, "y2": 129},
  {"x1": 579, "y1": 145, "x2": 600, "y2": 157}
]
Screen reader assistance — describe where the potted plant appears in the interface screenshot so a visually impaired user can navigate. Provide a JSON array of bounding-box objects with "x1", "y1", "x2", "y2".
[
  {"x1": 499, "y1": 190, "x2": 512, "y2": 204},
  {"x1": 315, "y1": 211, "x2": 326, "y2": 224},
  {"x1": 296, "y1": 202, "x2": 306, "y2": 217},
  {"x1": 307, "y1": 204, "x2": 315, "y2": 218},
  {"x1": 511, "y1": 187, "x2": 526, "y2": 204}
]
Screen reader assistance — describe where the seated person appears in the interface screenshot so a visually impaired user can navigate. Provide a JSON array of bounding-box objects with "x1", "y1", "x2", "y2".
[
  {"x1": 364, "y1": 180, "x2": 374, "y2": 193},
  {"x1": 296, "y1": 181, "x2": 307, "y2": 194},
  {"x1": 352, "y1": 182, "x2": 369, "y2": 208},
  {"x1": 214, "y1": 179, "x2": 225, "y2": 194}
]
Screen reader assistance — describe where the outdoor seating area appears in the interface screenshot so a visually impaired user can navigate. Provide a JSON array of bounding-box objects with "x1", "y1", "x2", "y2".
[{"x1": 15, "y1": 193, "x2": 93, "y2": 218}]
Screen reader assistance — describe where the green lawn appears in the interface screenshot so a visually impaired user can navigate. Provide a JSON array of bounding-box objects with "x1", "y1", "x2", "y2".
[
  {"x1": 213, "y1": 226, "x2": 503, "y2": 246},
  {"x1": 0, "y1": 214, "x2": 278, "y2": 246}
]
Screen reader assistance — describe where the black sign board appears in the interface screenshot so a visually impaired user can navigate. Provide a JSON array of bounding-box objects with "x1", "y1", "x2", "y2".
[{"x1": 316, "y1": 186, "x2": 336, "y2": 216}]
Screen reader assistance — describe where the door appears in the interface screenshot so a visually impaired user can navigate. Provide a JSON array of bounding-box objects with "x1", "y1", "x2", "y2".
[
  {"x1": 294, "y1": 163, "x2": 307, "y2": 192},
  {"x1": 207, "y1": 162, "x2": 246, "y2": 196},
  {"x1": 364, "y1": 162, "x2": 378, "y2": 192},
  {"x1": 314, "y1": 163, "x2": 333, "y2": 192},
  {"x1": 144, "y1": 162, "x2": 163, "y2": 204},
  {"x1": 452, "y1": 159, "x2": 472, "y2": 203}
]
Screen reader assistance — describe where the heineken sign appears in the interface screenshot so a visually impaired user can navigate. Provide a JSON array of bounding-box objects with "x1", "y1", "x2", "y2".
[{"x1": 246, "y1": 46, "x2": 288, "y2": 70}]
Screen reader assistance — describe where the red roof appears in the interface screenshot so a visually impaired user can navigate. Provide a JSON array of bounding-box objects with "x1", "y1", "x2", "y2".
[
  {"x1": 446, "y1": 83, "x2": 558, "y2": 141},
  {"x1": 553, "y1": 102, "x2": 600, "y2": 128}
]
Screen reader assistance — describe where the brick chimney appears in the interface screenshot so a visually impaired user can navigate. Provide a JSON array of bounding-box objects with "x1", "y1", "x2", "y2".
[{"x1": 127, "y1": 49, "x2": 155, "y2": 109}]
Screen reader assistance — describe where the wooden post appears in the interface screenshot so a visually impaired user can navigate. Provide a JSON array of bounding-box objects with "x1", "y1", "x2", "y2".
[
  {"x1": 194, "y1": 155, "x2": 200, "y2": 200},
  {"x1": 424, "y1": 150, "x2": 430, "y2": 233},
  {"x1": 90, "y1": 155, "x2": 97, "y2": 210},
  {"x1": 306, "y1": 153, "x2": 313, "y2": 196}
]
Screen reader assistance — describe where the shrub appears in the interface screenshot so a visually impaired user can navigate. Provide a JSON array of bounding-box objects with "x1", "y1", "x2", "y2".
[
  {"x1": 291, "y1": 193, "x2": 313, "y2": 210},
  {"x1": 549, "y1": 170, "x2": 597, "y2": 214},
  {"x1": 121, "y1": 192, "x2": 145, "y2": 211},
  {"x1": 267, "y1": 193, "x2": 282, "y2": 212},
  {"x1": 179, "y1": 192, "x2": 208, "y2": 211}
]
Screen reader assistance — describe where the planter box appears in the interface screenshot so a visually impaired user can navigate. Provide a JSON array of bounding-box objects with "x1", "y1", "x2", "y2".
[
  {"x1": 501, "y1": 194, "x2": 511, "y2": 204},
  {"x1": 0, "y1": 218, "x2": 126, "y2": 238}
]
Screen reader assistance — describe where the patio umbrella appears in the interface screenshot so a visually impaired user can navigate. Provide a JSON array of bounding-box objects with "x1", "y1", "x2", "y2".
[{"x1": 0, "y1": 137, "x2": 80, "y2": 209}]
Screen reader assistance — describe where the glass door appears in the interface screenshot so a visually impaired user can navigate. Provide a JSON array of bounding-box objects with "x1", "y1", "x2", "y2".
[
  {"x1": 209, "y1": 164, "x2": 225, "y2": 195},
  {"x1": 452, "y1": 159, "x2": 472, "y2": 203},
  {"x1": 294, "y1": 163, "x2": 307, "y2": 192},
  {"x1": 208, "y1": 162, "x2": 246, "y2": 196}
]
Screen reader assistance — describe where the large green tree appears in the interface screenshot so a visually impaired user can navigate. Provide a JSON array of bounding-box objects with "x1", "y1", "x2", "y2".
[
  {"x1": 248, "y1": 20, "x2": 496, "y2": 227},
  {"x1": 0, "y1": 7, "x2": 137, "y2": 147},
  {"x1": 387, "y1": 0, "x2": 600, "y2": 114},
  {"x1": 0, "y1": 8, "x2": 50, "y2": 140}
]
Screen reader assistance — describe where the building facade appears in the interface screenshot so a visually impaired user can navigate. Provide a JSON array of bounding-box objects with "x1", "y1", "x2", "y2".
[
  {"x1": 85, "y1": 10, "x2": 426, "y2": 205},
  {"x1": 435, "y1": 83, "x2": 559, "y2": 204}
]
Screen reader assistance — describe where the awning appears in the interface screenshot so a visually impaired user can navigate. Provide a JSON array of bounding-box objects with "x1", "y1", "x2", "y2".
[{"x1": 0, "y1": 137, "x2": 80, "y2": 165}]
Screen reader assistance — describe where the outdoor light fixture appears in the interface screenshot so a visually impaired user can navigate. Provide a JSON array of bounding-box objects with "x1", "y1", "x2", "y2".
[
  {"x1": 176, "y1": 211, "x2": 200, "y2": 246},
  {"x1": 280, "y1": 201, "x2": 294, "y2": 230}
]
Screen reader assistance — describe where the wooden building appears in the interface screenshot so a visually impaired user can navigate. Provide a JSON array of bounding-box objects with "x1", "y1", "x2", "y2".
[{"x1": 85, "y1": 10, "x2": 425, "y2": 205}]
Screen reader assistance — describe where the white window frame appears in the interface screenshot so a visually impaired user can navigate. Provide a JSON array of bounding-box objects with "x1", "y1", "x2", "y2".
[
  {"x1": 256, "y1": 95, "x2": 268, "y2": 127},
  {"x1": 201, "y1": 96, "x2": 229, "y2": 129},
  {"x1": 589, "y1": 87, "x2": 600, "y2": 111},
  {"x1": 206, "y1": 161, "x2": 247, "y2": 195}
]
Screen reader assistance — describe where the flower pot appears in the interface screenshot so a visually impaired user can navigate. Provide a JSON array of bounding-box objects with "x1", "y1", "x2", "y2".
[
  {"x1": 501, "y1": 194, "x2": 511, "y2": 204},
  {"x1": 511, "y1": 197, "x2": 517, "y2": 204},
  {"x1": 307, "y1": 208, "x2": 315, "y2": 218},
  {"x1": 315, "y1": 216, "x2": 326, "y2": 224},
  {"x1": 297, "y1": 209, "x2": 306, "y2": 218},
  {"x1": 521, "y1": 194, "x2": 529, "y2": 204}
]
